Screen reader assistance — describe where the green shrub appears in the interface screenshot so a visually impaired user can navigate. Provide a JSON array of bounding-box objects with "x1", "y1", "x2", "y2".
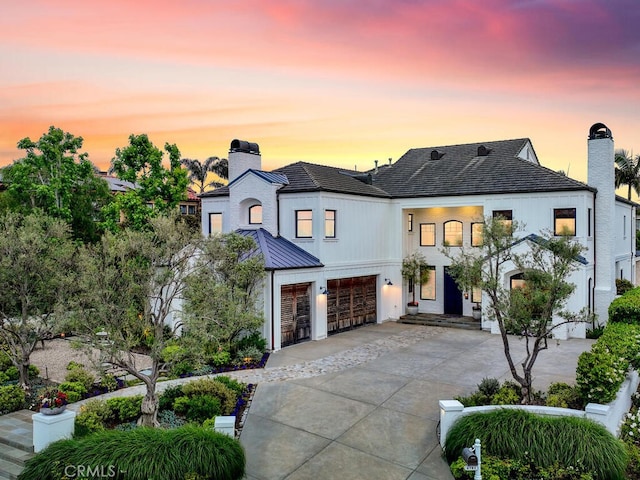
[
  {"x1": 19, "y1": 425, "x2": 245, "y2": 480},
  {"x1": 609, "y1": 287, "x2": 640, "y2": 324},
  {"x1": 173, "y1": 396, "x2": 190, "y2": 415},
  {"x1": 210, "y1": 350, "x2": 231, "y2": 367},
  {"x1": 546, "y1": 383, "x2": 583, "y2": 410},
  {"x1": 617, "y1": 278, "x2": 634, "y2": 295},
  {"x1": 0, "y1": 350, "x2": 11, "y2": 370},
  {"x1": 58, "y1": 381, "x2": 88, "y2": 403},
  {"x1": 106, "y1": 396, "x2": 143, "y2": 423},
  {"x1": 162, "y1": 344, "x2": 187, "y2": 363},
  {"x1": 74, "y1": 399, "x2": 110, "y2": 437},
  {"x1": 454, "y1": 391, "x2": 490, "y2": 407},
  {"x1": 159, "y1": 385, "x2": 184, "y2": 411},
  {"x1": 0, "y1": 384, "x2": 26, "y2": 414},
  {"x1": 0, "y1": 371, "x2": 9, "y2": 384},
  {"x1": 450, "y1": 454, "x2": 595, "y2": 479},
  {"x1": 477, "y1": 377, "x2": 500, "y2": 397},
  {"x1": 171, "y1": 360, "x2": 195, "y2": 377},
  {"x1": 213, "y1": 376, "x2": 246, "y2": 396},
  {"x1": 182, "y1": 378, "x2": 236, "y2": 415},
  {"x1": 491, "y1": 382, "x2": 521, "y2": 405},
  {"x1": 184, "y1": 395, "x2": 222, "y2": 424},
  {"x1": 233, "y1": 346, "x2": 263, "y2": 366},
  {"x1": 98, "y1": 374, "x2": 119, "y2": 392},
  {"x1": 66, "y1": 361, "x2": 85, "y2": 370},
  {"x1": 4, "y1": 366, "x2": 18, "y2": 381},
  {"x1": 64, "y1": 365, "x2": 95, "y2": 391},
  {"x1": 158, "y1": 409, "x2": 186, "y2": 429},
  {"x1": 444, "y1": 409, "x2": 627, "y2": 480},
  {"x1": 234, "y1": 332, "x2": 266, "y2": 353}
]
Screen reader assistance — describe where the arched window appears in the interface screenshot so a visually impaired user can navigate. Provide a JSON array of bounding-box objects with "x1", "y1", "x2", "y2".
[
  {"x1": 249, "y1": 205, "x2": 262, "y2": 224},
  {"x1": 443, "y1": 220, "x2": 463, "y2": 246}
]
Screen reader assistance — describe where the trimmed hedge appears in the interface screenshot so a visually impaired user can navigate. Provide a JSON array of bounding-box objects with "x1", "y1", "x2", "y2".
[
  {"x1": 609, "y1": 287, "x2": 640, "y2": 324},
  {"x1": 576, "y1": 323, "x2": 640, "y2": 404},
  {"x1": 18, "y1": 425, "x2": 245, "y2": 480},
  {"x1": 445, "y1": 409, "x2": 627, "y2": 480}
]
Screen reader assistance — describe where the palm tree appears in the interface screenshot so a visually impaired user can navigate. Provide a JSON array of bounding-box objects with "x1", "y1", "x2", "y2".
[
  {"x1": 180, "y1": 157, "x2": 228, "y2": 193},
  {"x1": 614, "y1": 149, "x2": 640, "y2": 200}
]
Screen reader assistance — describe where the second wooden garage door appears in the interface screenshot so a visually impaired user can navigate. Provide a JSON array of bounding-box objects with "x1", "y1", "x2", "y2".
[{"x1": 327, "y1": 276, "x2": 376, "y2": 335}]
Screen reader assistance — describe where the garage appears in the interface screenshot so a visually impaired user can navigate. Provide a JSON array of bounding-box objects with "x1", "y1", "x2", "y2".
[
  {"x1": 327, "y1": 275, "x2": 377, "y2": 335},
  {"x1": 281, "y1": 283, "x2": 312, "y2": 347}
]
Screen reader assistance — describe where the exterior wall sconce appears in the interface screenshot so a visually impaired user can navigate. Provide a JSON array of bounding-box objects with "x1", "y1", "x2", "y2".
[
  {"x1": 384, "y1": 278, "x2": 393, "y2": 286},
  {"x1": 464, "y1": 292, "x2": 469, "y2": 300},
  {"x1": 320, "y1": 287, "x2": 329, "y2": 295}
]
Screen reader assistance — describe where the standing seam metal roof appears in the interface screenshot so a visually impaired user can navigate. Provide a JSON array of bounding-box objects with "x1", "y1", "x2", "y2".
[{"x1": 237, "y1": 228, "x2": 323, "y2": 270}]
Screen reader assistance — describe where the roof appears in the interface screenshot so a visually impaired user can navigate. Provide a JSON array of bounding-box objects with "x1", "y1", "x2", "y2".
[
  {"x1": 371, "y1": 138, "x2": 594, "y2": 198},
  {"x1": 513, "y1": 233, "x2": 588, "y2": 265},
  {"x1": 99, "y1": 174, "x2": 138, "y2": 193},
  {"x1": 237, "y1": 228, "x2": 323, "y2": 270},
  {"x1": 273, "y1": 162, "x2": 390, "y2": 198}
]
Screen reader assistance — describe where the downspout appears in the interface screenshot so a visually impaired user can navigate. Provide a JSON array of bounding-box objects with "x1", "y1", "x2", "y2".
[
  {"x1": 592, "y1": 191, "x2": 597, "y2": 314},
  {"x1": 270, "y1": 270, "x2": 275, "y2": 351}
]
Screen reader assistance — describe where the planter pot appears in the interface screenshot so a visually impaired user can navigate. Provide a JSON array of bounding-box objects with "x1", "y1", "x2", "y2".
[
  {"x1": 406, "y1": 304, "x2": 419, "y2": 315},
  {"x1": 472, "y1": 308, "x2": 481, "y2": 321},
  {"x1": 40, "y1": 406, "x2": 67, "y2": 415}
]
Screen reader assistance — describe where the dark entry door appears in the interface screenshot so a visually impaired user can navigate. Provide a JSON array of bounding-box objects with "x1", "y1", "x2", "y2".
[
  {"x1": 444, "y1": 267, "x2": 463, "y2": 315},
  {"x1": 327, "y1": 276, "x2": 377, "y2": 335}
]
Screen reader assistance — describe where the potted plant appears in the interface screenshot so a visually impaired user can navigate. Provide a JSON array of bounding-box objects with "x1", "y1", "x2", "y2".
[
  {"x1": 401, "y1": 252, "x2": 430, "y2": 315},
  {"x1": 472, "y1": 301, "x2": 482, "y2": 320}
]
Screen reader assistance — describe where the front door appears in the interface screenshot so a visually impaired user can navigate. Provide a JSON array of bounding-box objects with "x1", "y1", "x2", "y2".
[{"x1": 444, "y1": 267, "x2": 463, "y2": 315}]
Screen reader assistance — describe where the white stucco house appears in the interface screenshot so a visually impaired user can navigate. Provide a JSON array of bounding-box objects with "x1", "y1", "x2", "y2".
[{"x1": 200, "y1": 123, "x2": 637, "y2": 350}]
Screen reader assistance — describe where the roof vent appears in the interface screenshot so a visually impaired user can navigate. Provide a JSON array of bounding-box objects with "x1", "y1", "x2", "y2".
[
  {"x1": 588, "y1": 123, "x2": 612, "y2": 140},
  {"x1": 230, "y1": 139, "x2": 260, "y2": 154},
  {"x1": 477, "y1": 145, "x2": 492, "y2": 156},
  {"x1": 430, "y1": 150, "x2": 444, "y2": 160}
]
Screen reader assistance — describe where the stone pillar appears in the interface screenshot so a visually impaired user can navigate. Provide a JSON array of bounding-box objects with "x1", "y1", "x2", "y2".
[
  {"x1": 439, "y1": 399, "x2": 464, "y2": 447},
  {"x1": 32, "y1": 409, "x2": 76, "y2": 453}
]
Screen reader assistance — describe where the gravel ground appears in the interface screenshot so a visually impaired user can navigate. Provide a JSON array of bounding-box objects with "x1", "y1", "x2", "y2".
[{"x1": 30, "y1": 337, "x2": 152, "y2": 384}]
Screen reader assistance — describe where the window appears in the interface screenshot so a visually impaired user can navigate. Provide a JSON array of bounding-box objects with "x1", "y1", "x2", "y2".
[
  {"x1": 325, "y1": 210, "x2": 336, "y2": 238},
  {"x1": 420, "y1": 223, "x2": 436, "y2": 246},
  {"x1": 249, "y1": 205, "x2": 262, "y2": 224},
  {"x1": 554, "y1": 208, "x2": 576, "y2": 236},
  {"x1": 296, "y1": 210, "x2": 313, "y2": 238},
  {"x1": 588, "y1": 208, "x2": 592, "y2": 237},
  {"x1": 187, "y1": 205, "x2": 196, "y2": 215},
  {"x1": 408, "y1": 213, "x2": 414, "y2": 232},
  {"x1": 493, "y1": 210, "x2": 513, "y2": 233},
  {"x1": 420, "y1": 266, "x2": 436, "y2": 300},
  {"x1": 443, "y1": 220, "x2": 463, "y2": 246},
  {"x1": 180, "y1": 205, "x2": 187, "y2": 215},
  {"x1": 624, "y1": 215, "x2": 627, "y2": 238},
  {"x1": 471, "y1": 222, "x2": 483, "y2": 247},
  {"x1": 209, "y1": 212, "x2": 222, "y2": 235},
  {"x1": 510, "y1": 272, "x2": 525, "y2": 289}
]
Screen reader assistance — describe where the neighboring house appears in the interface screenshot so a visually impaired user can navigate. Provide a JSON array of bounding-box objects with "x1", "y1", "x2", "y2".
[
  {"x1": 99, "y1": 172, "x2": 201, "y2": 216},
  {"x1": 201, "y1": 125, "x2": 638, "y2": 351}
]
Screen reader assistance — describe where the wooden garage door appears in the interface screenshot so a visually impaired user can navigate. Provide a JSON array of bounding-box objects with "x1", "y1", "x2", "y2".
[
  {"x1": 327, "y1": 276, "x2": 376, "y2": 335},
  {"x1": 281, "y1": 283, "x2": 311, "y2": 347}
]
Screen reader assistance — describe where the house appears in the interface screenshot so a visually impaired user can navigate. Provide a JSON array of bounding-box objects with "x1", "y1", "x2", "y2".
[{"x1": 200, "y1": 124, "x2": 637, "y2": 350}]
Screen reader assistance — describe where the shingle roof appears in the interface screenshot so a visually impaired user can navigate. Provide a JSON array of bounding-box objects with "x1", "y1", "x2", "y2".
[
  {"x1": 272, "y1": 162, "x2": 390, "y2": 198},
  {"x1": 371, "y1": 138, "x2": 594, "y2": 198},
  {"x1": 237, "y1": 228, "x2": 323, "y2": 270},
  {"x1": 514, "y1": 233, "x2": 588, "y2": 265}
]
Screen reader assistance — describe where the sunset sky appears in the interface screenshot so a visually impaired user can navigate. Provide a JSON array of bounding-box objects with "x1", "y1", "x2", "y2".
[{"x1": 1, "y1": 0, "x2": 639, "y2": 187}]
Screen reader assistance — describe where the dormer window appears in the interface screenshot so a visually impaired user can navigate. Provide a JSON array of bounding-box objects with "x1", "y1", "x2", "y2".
[{"x1": 249, "y1": 205, "x2": 262, "y2": 225}]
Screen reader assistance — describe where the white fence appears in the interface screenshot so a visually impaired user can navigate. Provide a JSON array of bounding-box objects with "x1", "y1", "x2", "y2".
[{"x1": 439, "y1": 370, "x2": 640, "y2": 446}]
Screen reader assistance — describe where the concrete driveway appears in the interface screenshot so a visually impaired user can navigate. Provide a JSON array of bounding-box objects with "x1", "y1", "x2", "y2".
[{"x1": 238, "y1": 322, "x2": 593, "y2": 480}]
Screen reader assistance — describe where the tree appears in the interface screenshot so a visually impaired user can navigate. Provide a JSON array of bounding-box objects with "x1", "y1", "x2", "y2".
[
  {"x1": 400, "y1": 252, "x2": 430, "y2": 306},
  {"x1": 73, "y1": 215, "x2": 200, "y2": 427},
  {"x1": 102, "y1": 134, "x2": 189, "y2": 231},
  {"x1": 614, "y1": 149, "x2": 640, "y2": 200},
  {"x1": 181, "y1": 156, "x2": 228, "y2": 193},
  {"x1": 182, "y1": 232, "x2": 265, "y2": 354},
  {"x1": 445, "y1": 216, "x2": 587, "y2": 404},
  {"x1": 2, "y1": 126, "x2": 112, "y2": 243},
  {"x1": 0, "y1": 211, "x2": 77, "y2": 386}
]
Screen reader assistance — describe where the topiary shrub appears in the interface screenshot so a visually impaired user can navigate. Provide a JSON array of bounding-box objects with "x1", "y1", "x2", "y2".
[
  {"x1": 18, "y1": 425, "x2": 245, "y2": 480},
  {"x1": 74, "y1": 399, "x2": 111, "y2": 437},
  {"x1": 64, "y1": 365, "x2": 95, "y2": 391},
  {"x1": 0, "y1": 384, "x2": 26, "y2": 414},
  {"x1": 182, "y1": 378, "x2": 236, "y2": 415},
  {"x1": 105, "y1": 396, "x2": 143, "y2": 424},
  {"x1": 184, "y1": 395, "x2": 222, "y2": 424},
  {"x1": 609, "y1": 287, "x2": 640, "y2": 324},
  {"x1": 445, "y1": 409, "x2": 627, "y2": 480}
]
